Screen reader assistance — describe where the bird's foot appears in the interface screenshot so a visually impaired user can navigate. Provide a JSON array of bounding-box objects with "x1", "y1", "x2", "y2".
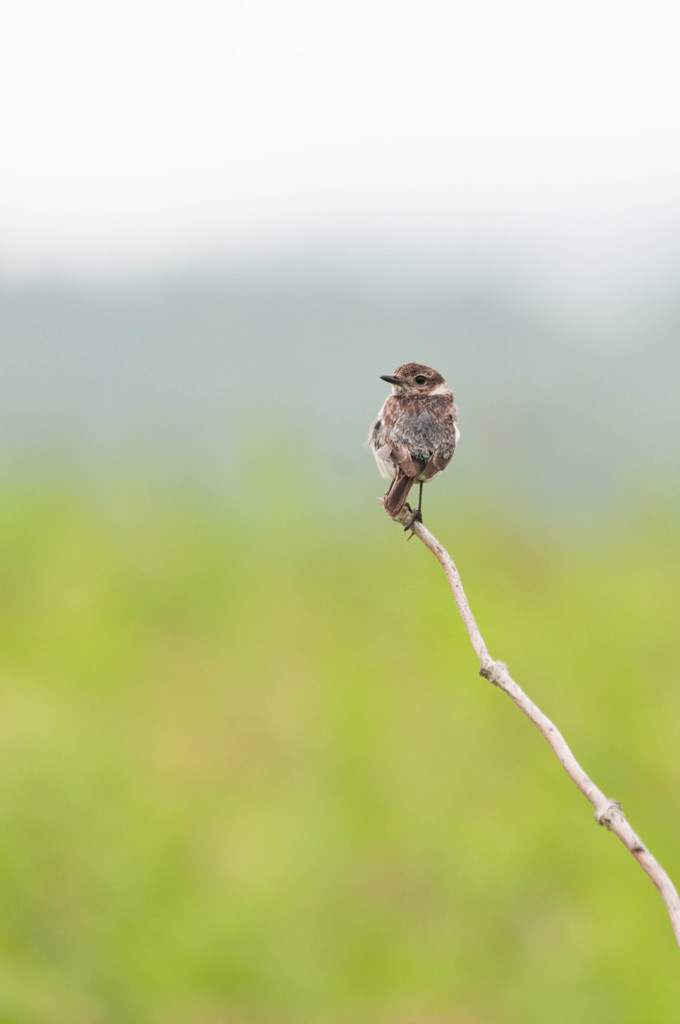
[{"x1": 403, "y1": 506, "x2": 423, "y2": 534}]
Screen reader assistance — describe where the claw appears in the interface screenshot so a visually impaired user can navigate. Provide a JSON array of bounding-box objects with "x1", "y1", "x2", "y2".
[{"x1": 403, "y1": 507, "x2": 423, "y2": 533}]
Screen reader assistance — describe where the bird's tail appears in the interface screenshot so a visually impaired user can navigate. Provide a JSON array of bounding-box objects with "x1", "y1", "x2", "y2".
[{"x1": 383, "y1": 470, "x2": 415, "y2": 517}]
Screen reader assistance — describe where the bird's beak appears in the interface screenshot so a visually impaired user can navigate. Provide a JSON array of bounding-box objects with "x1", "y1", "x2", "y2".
[{"x1": 380, "y1": 375, "x2": 403, "y2": 385}]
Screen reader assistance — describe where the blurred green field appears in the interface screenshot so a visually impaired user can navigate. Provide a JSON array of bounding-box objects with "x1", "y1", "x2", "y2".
[{"x1": 1, "y1": 479, "x2": 679, "y2": 1023}]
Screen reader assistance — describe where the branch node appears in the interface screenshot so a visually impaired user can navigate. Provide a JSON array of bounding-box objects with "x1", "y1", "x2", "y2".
[
  {"x1": 595, "y1": 799, "x2": 623, "y2": 829},
  {"x1": 479, "y1": 659, "x2": 506, "y2": 686}
]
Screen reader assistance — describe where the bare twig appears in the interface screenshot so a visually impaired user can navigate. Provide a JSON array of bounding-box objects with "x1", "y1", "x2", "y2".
[{"x1": 388, "y1": 503, "x2": 680, "y2": 946}]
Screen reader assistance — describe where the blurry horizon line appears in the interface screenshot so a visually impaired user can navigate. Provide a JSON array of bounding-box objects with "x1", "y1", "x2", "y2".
[
  {"x1": 2, "y1": 218, "x2": 680, "y2": 329},
  {"x1": 2, "y1": 199, "x2": 680, "y2": 278}
]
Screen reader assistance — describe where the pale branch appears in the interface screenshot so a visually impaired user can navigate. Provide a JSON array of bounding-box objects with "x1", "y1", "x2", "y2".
[{"x1": 387, "y1": 502, "x2": 680, "y2": 947}]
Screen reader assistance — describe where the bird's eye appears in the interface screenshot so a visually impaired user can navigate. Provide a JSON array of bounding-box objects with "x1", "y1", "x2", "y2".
[{"x1": 415, "y1": 375, "x2": 426, "y2": 384}]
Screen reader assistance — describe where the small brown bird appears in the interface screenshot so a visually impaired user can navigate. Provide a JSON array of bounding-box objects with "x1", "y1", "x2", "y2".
[{"x1": 369, "y1": 362, "x2": 459, "y2": 524}]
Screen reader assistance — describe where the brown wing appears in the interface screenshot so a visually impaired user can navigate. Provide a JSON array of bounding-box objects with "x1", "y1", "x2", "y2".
[
  {"x1": 387, "y1": 443, "x2": 423, "y2": 479},
  {"x1": 421, "y1": 448, "x2": 454, "y2": 480}
]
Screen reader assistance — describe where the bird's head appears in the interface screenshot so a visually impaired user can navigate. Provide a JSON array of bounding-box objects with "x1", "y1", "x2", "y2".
[{"x1": 380, "y1": 362, "x2": 447, "y2": 395}]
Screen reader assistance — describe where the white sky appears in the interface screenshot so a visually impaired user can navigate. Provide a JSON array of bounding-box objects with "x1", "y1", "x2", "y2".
[{"x1": 2, "y1": 0, "x2": 680, "y2": 273}]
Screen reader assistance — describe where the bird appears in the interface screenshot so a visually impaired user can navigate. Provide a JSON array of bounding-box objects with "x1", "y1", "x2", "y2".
[{"x1": 368, "y1": 362, "x2": 459, "y2": 526}]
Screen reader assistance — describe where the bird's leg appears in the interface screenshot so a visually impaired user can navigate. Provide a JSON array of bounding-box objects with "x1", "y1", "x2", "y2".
[
  {"x1": 401, "y1": 479, "x2": 421, "y2": 528},
  {"x1": 403, "y1": 482, "x2": 424, "y2": 533}
]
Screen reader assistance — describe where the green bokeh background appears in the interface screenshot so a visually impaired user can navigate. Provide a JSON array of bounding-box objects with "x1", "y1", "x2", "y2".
[{"x1": 1, "y1": 476, "x2": 679, "y2": 1023}]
